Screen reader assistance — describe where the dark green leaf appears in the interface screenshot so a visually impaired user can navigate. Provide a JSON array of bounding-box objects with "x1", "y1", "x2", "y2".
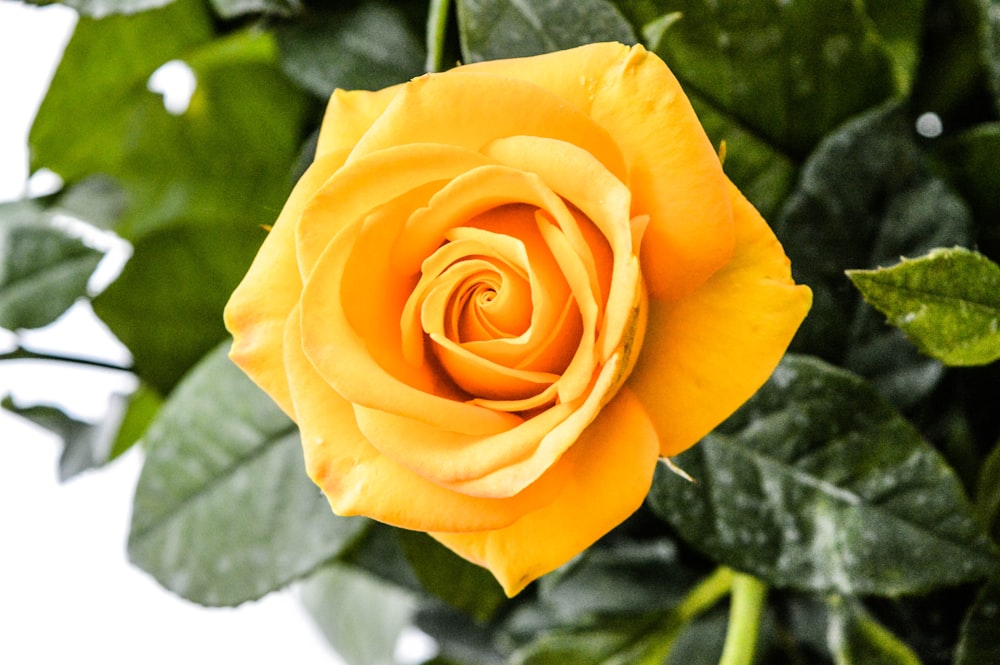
[
  {"x1": 954, "y1": 578, "x2": 1000, "y2": 665},
  {"x1": 648, "y1": 0, "x2": 900, "y2": 158},
  {"x1": 397, "y1": 531, "x2": 507, "y2": 621},
  {"x1": 300, "y1": 563, "x2": 416, "y2": 665},
  {"x1": 848, "y1": 247, "x2": 1000, "y2": 366},
  {"x1": 0, "y1": 200, "x2": 103, "y2": 331},
  {"x1": 934, "y1": 123, "x2": 1000, "y2": 260},
  {"x1": 536, "y1": 538, "x2": 695, "y2": 621},
  {"x1": 108, "y1": 383, "x2": 161, "y2": 458},
  {"x1": 457, "y1": 0, "x2": 636, "y2": 63},
  {"x1": 128, "y1": 343, "x2": 367, "y2": 606},
  {"x1": 648, "y1": 355, "x2": 1000, "y2": 596},
  {"x1": 51, "y1": 176, "x2": 127, "y2": 231},
  {"x1": 276, "y1": 1, "x2": 425, "y2": 96},
  {"x1": 827, "y1": 596, "x2": 921, "y2": 665},
  {"x1": 776, "y1": 103, "x2": 972, "y2": 407},
  {"x1": 977, "y1": 442, "x2": 1000, "y2": 543},
  {"x1": 983, "y1": 0, "x2": 1000, "y2": 113},
  {"x1": 29, "y1": 0, "x2": 213, "y2": 182},
  {"x1": 510, "y1": 614, "x2": 672, "y2": 665},
  {"x1": 92, "y1": 223, "x2": 261, "y2": 394}
]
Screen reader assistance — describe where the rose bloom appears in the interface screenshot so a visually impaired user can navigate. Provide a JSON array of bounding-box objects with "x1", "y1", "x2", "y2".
[{"x1": 225, "y1": 42, "x2": 811, "y2": 596}]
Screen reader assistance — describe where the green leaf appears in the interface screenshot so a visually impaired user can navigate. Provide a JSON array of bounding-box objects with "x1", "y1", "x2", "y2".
[
  {"x1": 0, "y1": 200, "x2": 103, "y2": 331},
  {"x1": 113, "y1": 29, "x2": 310, "y2": 239},
  {"x1": 648, "y1": 355, "x2": 1000, "y2": 596},
  {"x1": 92, "y1": 223, "x2": 262, "y2": 394},
  {"x1": 648, "y1": 0, "x2": 901, "y2": 158},
  {"x1": 276, "y1": 1, "x2": 425, "y2": 96},
  {"x1": 2, "y1": 386, "x2": 152, "y2": 480},
  {"x1": 300, "y1": 563, "x2": 417, "y2": 665},
  {"x1": 776, "y1": 103, "x2": 972, "y2": 407},
  {"x1": 23, "y1": 0, "x2": 176, "y2": 18},
  {"x1": 934, "y1": 123, "x2": 1000, "y2": 260},
  {"x1": 29, "y1": 0, "x2": 214, "y2": 183},
  {"x1": 457, "y1": 0, "x2": 637, "y2": 63},
  {"x1": 208, "y1": 0, "x2": 301, "y2": 19},
  {"x1": 977, "y1": 441, "x2": 1000, "y2": 543},
  {"x1": 397, "y1": 531, "x2": 507, "y2": 621},
  {"x1": 954, "y1": 578, "x2": 1000, "y2": 665},
  {"x1": 510, "y1": 614, "x2": 674, "y2": 665},
  {"x1": 848, "y1": 247, "x2": 1000, "y2": 366},
  {"x1": 536, "y1": 538, "x2": 698, "y2": 622},
  {"x1": 983, "y1": 0, "x2": 1000, "y2": 114},
  {"x1": 128, "y1": 343, "x2": 367, "y2": 606},
  {"x1": 826, "y1": 596, "x2": 921, "y2": 665}
]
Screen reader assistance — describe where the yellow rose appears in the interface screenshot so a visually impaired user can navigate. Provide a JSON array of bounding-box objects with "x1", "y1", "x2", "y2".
[{"x1": 224, "y1": 42, "x2": 811, "y2": 596}]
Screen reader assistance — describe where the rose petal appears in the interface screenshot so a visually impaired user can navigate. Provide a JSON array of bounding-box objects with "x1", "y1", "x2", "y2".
[
  {"x1": 431, "y1": 386, "x2": 659, "y2": 596},
  {"x1": 347, "y1": 69, "x2": 628, "y2": 184},
  {"x1": 284, "y1": 305, "x2": 564, "y2": 532},
  {"x1": 628, "y1": 182, "x2": 813, "y2": 456},
  {"x1": 315, "y1": 86, "x2": 400, "y2": 158},
  {"x1": 297, "y1": 143, "x2": 495, "y2": 279},
  {"x1": 225, "y1": 148, "x2": 352, "y2": 416},
  {"x1": 465, "y1": 43, "x2": 736, "y2": 301}
]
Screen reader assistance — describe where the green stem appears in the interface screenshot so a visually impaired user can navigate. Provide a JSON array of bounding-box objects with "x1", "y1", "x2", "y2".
[
  {"x1": 0, "y1": 346, "x2": 132, "y2": 372},
  {"x1": 718, "y1": 572, "x2": 768, "y2": 665},
  {"x1": 425, "y1": 0, "x2": 452, "y2": 73}
]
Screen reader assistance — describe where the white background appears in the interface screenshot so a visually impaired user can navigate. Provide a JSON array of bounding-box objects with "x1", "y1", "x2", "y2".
[{"x1": 0, "y1": 3, "x2": 364, "y2": 662}]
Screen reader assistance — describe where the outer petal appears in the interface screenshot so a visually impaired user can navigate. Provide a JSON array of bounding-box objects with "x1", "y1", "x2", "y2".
[
  {"x1": 224, "y1": 148, "x2": 351, "y2": 416},
  {"x1": 465, "y1": 43, "x2": 734, "y2": 301},
  {"x1": 284, "y1": 305, "x2": 565, "y2": 532},
  {"x1": 431, "y1": 387, "x2": 660, "y2": 596},
  {"x1": 628, "y1": 182, "x2": 812, "y2": 456},
  {"x1": 315, "y1": 86, "x2": 400, "y2": 158}
]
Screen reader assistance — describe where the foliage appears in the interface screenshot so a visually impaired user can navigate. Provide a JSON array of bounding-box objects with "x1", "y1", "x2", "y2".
[{"x1": 5, "y1": 0, "x2": 1000, "y2": 663}]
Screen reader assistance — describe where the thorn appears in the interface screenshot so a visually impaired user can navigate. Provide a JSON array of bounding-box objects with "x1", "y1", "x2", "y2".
[{"x1": 661, "y1": 456, "x2": 697, "y2": 484}]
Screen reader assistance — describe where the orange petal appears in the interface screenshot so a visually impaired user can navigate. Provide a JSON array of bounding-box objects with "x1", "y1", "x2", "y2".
[
  {"x1": 431, "y1": 386, "x2": 660, "y2": 596},
  {"x1": 347, "y1": 69, "x2": 628, "y2": 183},
  {"x1": 224, "y1": 148, "x2": 352, "y2": 416},
  {"x1": 315, "y1": 86, "x2": 400, "y2": 158},
  {"x1": 464, "y1": 43, "x2": 735, "y2": 301},
  {"x1": 284, "y1": 304, "x2": 562, "y2": 532},
  {"x1": 628, "y1": 182, "x2": 812, "y2": 456}
]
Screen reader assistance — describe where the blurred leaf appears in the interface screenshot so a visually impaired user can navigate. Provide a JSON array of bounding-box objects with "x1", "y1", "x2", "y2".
[
  {"x1": 848, "y1": 247, "x2": 1000, "y2": 366},
  {"x1": 397, "y1": 531, "x2": 507, "y2": 622},
  {"x1": 208, "y1": 0, "x2": 301, "y2": 19},
  {"x1": 340, "y1": 522, "x2": 424, "y2": 591},
  {"x1": 648, "y1": 354, "x2": 1000, "y2": 596},
  {"x1": 276, "y1": 1, "x2": 425, "y2": 96},
  {"x1": 52, "y1": 176, "x2": 127, "y2": 231},
  {"x1": 663, "y1": 610, "x2": 727, "y2": 665},
  {"x1": 827, "y1": 596, "x2": 921, "y2": 665},
  {"x1": 92, "y1": 223, "x2": 261, "y2": 394},
  {"x1": 0, "y1": 200, "x2": 103, "y2": 331},
  {"x1": 977, "y1": 442, "x2": 1000, "y2": 543},
  {"x1": 536, "y1": 538, "x2": 696, "y2": 622},
  {"x1": 128, "y1": 343, "x2": 368, "y2": 606},
  {"x1": 776, "y1": 103, "x2": 972, "y2": 407},
  {"x1": 865, "y1": 0, "x2": 927, "y2": 91},
  {"x1": 24, "y1": 0, "x2": 175, "y2": 18},
  {"x1": 934, "y1": 123, "x2": 1000, "y2": 260},
  {"x1": 29, "y1": 0, "x2": 213, "y2": 182},
  {"x1": 457, "y1": 0, "x2": 636, "y2": 63},
  {"x1": 983, "y1": 0, "x2": 1000, "y2": 113},
  {"x1": 510, "y1": 613, "x2": 674, "y2": 665},
  {"x1": 2, "y1": 387, "x2": 149, "y2": 481},
  {"x1": 648, "y1": 0, "x2": 900, "y2": 159},
  {"x1": 114, "y1": 29, "x2": 310, "y2": 239},
  {"x1": 954, "y1": 578, "x2": 1000, "y2": 665},
  {"x1": 301, "y1": 562, "x2": 417, "y2": 665}
]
